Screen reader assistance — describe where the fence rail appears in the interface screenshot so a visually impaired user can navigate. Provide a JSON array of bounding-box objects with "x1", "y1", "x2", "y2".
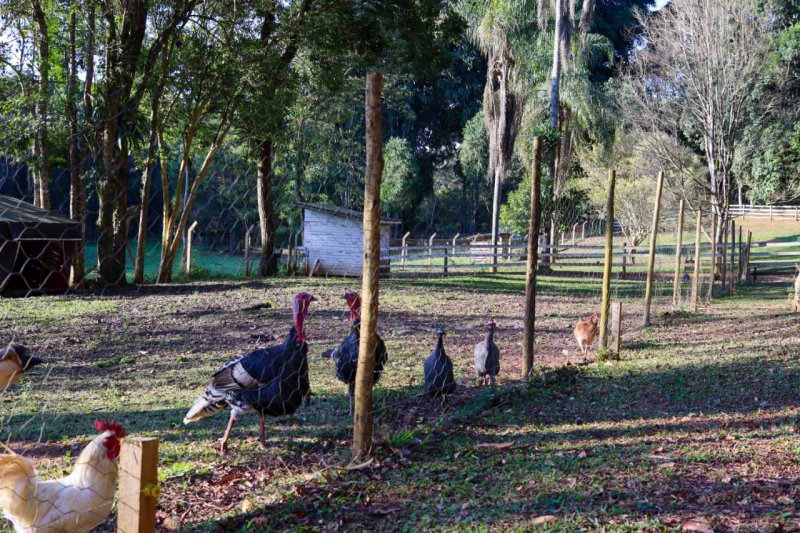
[{"x1": 730, "y1": 204, "x2": 800, "y2": 220}]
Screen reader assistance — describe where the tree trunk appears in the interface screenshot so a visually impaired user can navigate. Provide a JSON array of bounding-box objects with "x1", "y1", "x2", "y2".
[
  {"x1": 134, "y1": 46, "x2": 171, "y2": 284},
  {"x1": 32, "y1": 0, "x2": 51, "y2": 209},
  {"x1": 67, "y1": 6, "x2": 82, "y2": 286},
  {"x1": 352, "y1": 71, "x2": 383, "y2": 461},
  {"x1": 257, "y1": 138, "x2": 279, "y2": 276},
  {"x1": 522, "y1": 137, "x2": 543, "y2": 377}
]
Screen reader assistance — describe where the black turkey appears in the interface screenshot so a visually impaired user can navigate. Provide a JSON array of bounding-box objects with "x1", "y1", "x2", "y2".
[
  {"x1": 473, "y1": 319, "x2": 500, "y2": 386},
  {"x1": 423, "y1": 327, "x2": 455, "y2": 405},
  {"x1": 183, "y1": 292, "x2": 315, "y2": 454},
  {"x1": 322, "y1": 291, "x2": 388, "y2": 415}
]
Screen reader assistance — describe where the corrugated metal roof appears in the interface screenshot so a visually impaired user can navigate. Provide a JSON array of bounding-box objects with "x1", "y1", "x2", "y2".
[
  {"x1": 298, "y1": 202, "x2": 402, "y2": 225},
  {"x1": 0, "y1": 195, "x2": 81, "y2": 241}
]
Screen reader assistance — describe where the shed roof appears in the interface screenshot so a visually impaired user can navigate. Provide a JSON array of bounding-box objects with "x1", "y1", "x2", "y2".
[
  {"x1": 299, "y1": 202, "x2": 402, "y2": 225},
  {"x1": 0, "y1": 195, "x2": 81, "y2": 241}
]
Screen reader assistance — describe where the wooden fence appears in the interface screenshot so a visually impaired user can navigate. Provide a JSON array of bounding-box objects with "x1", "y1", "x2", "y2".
[{"x1": 730, "y1": 204, "x2": 800, "y2": 220}]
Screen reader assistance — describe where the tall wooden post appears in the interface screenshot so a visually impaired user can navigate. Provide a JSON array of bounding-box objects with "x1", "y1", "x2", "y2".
[
  {"x1": 738, "y1": 226, "x2": 743, "y2": 280},
  {"x1": 401, "y1": 231, "x2": 410, "y2": 269},
  {"x1": 599, "y1": 170, "x2": 616, "y2": 349},
  {"x1": 672, "y1": 199, "x2": 685, "y2": 307},
  {"x1": 522, "y1": 137, "x2": 543, "y2": 378},
  {"x1": 643, "y1": 171, "x2": 665, "y2": 326},
  {"x1": 117, "y1": 438, "x2": 159, "y2": 533},
  {"x1": 729, "y1": 220, "x2": 736, "y2": 286},
  {"x1": 745, "y1": 231, "x2": 753, "y2": 281},
  {"x1": 691, "y1": 210, "x2": 702, "y2": 312},
  {"x1": 721, "y1": 217, "x2": 729, "y2": 292},
  {"x1": 353, "y1": 71, "x2": 382, "y2": 460},
  {"x1": 185, "y1": 221, "x2": 198, "y2": 277},
  {"x1": 610, "y1": 302, "x2": 623, "y2": 353},
  {"x1": 707, "y1": 211, "x2": 717, "y2": 303}
]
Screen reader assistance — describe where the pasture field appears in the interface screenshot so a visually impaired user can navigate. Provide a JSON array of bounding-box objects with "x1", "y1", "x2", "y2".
[{"x1": 2, "y1": 270, "x2": 799, "y2": 532}]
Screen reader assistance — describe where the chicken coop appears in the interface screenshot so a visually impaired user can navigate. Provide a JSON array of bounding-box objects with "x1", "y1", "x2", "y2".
[
  {"x1": 299, "y1": 202, "x2": 401, "y2": 276},
  {"x1": 0, "y1": 195, "x2": 81, "y2": 297}
]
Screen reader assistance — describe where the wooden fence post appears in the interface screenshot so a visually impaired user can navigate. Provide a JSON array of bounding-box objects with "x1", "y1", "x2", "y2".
[
  {"x1": 643, "y1": 171, "x2": 665, "y2": 326},
  {"x1": 244, "y1": 224, "x2": 256, "y2": 277},
  {"x1": 443, "y1": 248, "x2": 448, "y2": 274},
  {"x1": 730, "y1": 220, "x2": 736, "y2": 287},
  {"x1": 117, "y1": 437, "x2": 159, "y2": 533},
  {"x1": 721, "y1": 217, "x2": 729, "y2": 292},
  {"x1": 522, "y1": 137, "x2": 543, "y2": 377},
  {"x1": 352, "y1": 71, "x2": 383, "y2": 460},
  {"x1": 621, "y1": 243, "x2": 627, "y2": 280},
  {"x1": 401, "y1": 231, "x2": 410, "y2": 270},
  {"x1": 599, "y1": 169, "x2": 616, "y2": 349},
  {"x1": 428, "y1": 233, "x2": 437, "y2": 270},
  {"x1": 582, "y1": 221, "x2": 586, "y2": 240},
  {"x1": 185, "y1": 221, "x2": 198, "y2": 277},
  {"x1": 707, "y1": 211, "x2": 717, "y2": 303},
  {"x1": 673, "y1": 199, "x2": 685, "y2": 307},
  {"x1": 738, "y1": 226, "x2": 743, "y2": 280},
  {"x1": 691, "y1": 210, "x2": 702, "y2": 312},
  {"x1": 610, "y1": 301, "x2": 622, "y2": 353},
  {"x1": 745, "y1": 231, "x2": 753, "y2": 281}
]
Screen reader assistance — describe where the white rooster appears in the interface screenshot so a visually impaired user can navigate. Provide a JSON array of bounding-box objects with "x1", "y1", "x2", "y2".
[{"x1": 0, "y1": 420, "x2": 125, "y2": 533}]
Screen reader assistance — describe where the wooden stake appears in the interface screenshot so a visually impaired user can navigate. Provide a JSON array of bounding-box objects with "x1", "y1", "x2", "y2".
[
  {"x1": 352, "y1": 71, "x2": 382, "y2": 460},
  {"x1": 185, "y1": 221, "x2": 198, "y2": 277},
  {"x1": 691, "y1": 209, "x2": 702, "y2": 312},
  {"x1": 745, "y1": 231, "x2": 753, "y2": 282},
  {"x1": 610, "y1": 301, "x2": 622, "y2": 353},
  {"x1": 707, "y1": 211, "x2": 717, "y2": 303},
  {"x1": 672, "y1": 199, "x2": 685, "y2": 307},
  {"x1": 738, "y1": 226, "x2": 743, "y2": 280},
  {"x1": 643, "y1": 171, "x2": 665, "y2": 326},
  {"x1": 117, "y1": 438, "x2": 159, "y2": 533},
  {"x1": 730, "y1": 220, "x2": 736, "y2": 286},
  {"x1": 621, "y1": 242, "x2": 627, "y2": 280},
  {"x1": 522, "y1": 137, "x2": 543, "y2": 378},
  {"x1": 599, "y1": 170, "x2": 616, "y2": 348},
  {"x1": 721, "y1": 216, "x2": 728, "y2": 292}
]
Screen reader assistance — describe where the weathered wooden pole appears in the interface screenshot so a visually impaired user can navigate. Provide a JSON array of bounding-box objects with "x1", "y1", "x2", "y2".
[
  {"x1": 522, "y1": 137, "x2": 543, "y2": 378},
  {"x1": 352, "y1": 71, "x2": 382, "y2": 460},
  {"x1": 721, "y1": 216, "x2": 729, "y2": 292},
  {"x1": 730, "y1": 220, "x2": 736, "y2": 286},
  {"x1": 691, "y1": 209, "x2": 702, "y2": 312},
  {"x1": 610, "y1": 301, "x2": 623, "y2": 353},
  {"x1": 185, "y1": 221, "x2": 198, "y2": 277},
  {"x1": 117, "y1": 437, "x2": 159, "y2": 533},
  {"x1": 745, "y1": 230, "x2": 753, "y2": 281},
  {"x1": 707, "y1": 211, "x2": 717, "y2": 303},
  {"x1": 401, "y1": 231, "x2": 410, "y2": 269},
  {"x1": 738, "y1": 226, "x2": 743, "y2": 280},
  {"x1": 599, "y1": 170, "x2": 616, "y2": 349},
  {"x1": 672, "y1": 199, "x2": 685, "y2": 307},
  {"x1": 643, "y1": 171, "x2": 665, "y2": 326}
]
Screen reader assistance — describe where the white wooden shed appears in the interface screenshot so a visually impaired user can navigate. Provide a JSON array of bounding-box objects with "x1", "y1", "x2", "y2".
[{"x1": 299, "y1": 202, "x2": 401, "y2": 277}]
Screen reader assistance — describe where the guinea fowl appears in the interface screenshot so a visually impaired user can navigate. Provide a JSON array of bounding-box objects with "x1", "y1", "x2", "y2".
[
  {"x1": 322, "y1": 291, "x2": 388, "y2": 415},
  {"x1": 423, "y1": 327, "x2": 456, "y2": 405},
  {"x1": 1, "y1": 345, "x2": 43, "y2": 392},
  {"x1": 183, "y1": 292, "x2": 315, "y2": 454},
  {"x1": 473, "y1": 319, "x2": 500, "y2": 386}
]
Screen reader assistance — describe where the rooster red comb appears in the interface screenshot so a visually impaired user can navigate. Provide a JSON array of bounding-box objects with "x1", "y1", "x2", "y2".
[{"x1": 94, "y1": 419, "x2": 126, "y2": 438}]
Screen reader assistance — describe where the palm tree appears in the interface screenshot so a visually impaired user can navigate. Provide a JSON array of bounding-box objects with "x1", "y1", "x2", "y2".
[{"x1": 458, "y1": 0, "x2": 538, "y2": 270}]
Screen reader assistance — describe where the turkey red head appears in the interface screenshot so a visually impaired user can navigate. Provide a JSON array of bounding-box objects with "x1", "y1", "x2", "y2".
[
  {"x1": 94, "y1": 419, "x2": 126, "y2": 460},
  {"x1": 292, "y1": 292, "x2": 316, "y2": 343},
  {"x1": 589, "y1": 313, "x2": 598, "y2": 324},
  {"x1": 343, "y1": 290, "x2": 361, "y2": 324}
]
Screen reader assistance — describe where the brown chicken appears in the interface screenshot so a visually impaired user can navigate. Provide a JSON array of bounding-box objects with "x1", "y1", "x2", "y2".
[
  {"x1": 573, "y1": 313, "x2": 598, "y2": 355},
  {"x1": 0, "y1": 345, "x2": 43, "y2": 392},
  {"x1": 0, "y1": 420, "x2": 125, "y2": 533}
]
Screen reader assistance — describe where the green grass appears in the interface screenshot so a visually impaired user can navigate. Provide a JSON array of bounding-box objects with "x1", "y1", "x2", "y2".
[{"x1": 2, "y1": 272, "x2": 800, "y2": 531}]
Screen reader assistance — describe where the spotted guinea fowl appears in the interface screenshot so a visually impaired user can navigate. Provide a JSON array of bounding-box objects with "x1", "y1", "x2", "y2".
[
  {"x1": 1, "y1": 344, "x2": 43, "y2": 392},
  {"x1": 473, "y1": 319, "x2": 500, "y2": 386},
  {"x1": 183, "y1": 292, "x2": 315, "y2": 454},
  {"x1": 322, "y1": 291, "x2": 388, "y2": 415},
  {"x1": 423, "y1": 327, "x2": 456, "y2": 405}
]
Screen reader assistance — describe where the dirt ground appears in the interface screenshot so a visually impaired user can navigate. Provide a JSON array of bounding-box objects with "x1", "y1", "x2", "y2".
[{"x1": 2, "y1": 274, "x2": 799, "y2": 531}]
